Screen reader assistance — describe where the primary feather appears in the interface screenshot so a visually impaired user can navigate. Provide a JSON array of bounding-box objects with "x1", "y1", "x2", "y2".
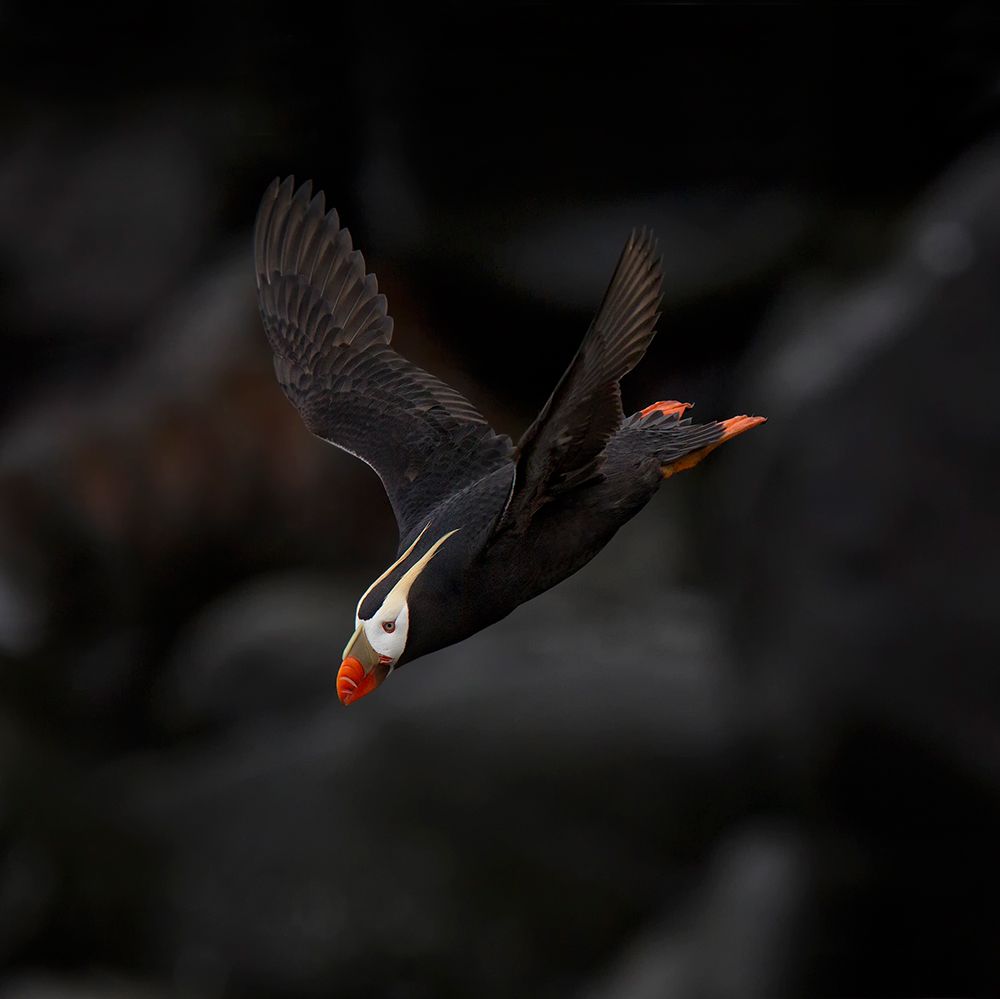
[{"x1": 254, "y1": 177, "x2": 514, "y2": 544}]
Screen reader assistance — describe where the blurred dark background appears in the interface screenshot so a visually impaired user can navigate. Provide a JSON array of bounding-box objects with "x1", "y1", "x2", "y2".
[{"x1": 1, "y1": 6, "x2": 999, "y2": 997}]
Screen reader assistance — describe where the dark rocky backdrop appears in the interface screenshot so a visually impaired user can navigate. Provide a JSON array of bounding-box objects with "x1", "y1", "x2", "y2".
[{"x1": 1, "y1": 7, "x2": 998, "y2": 997}]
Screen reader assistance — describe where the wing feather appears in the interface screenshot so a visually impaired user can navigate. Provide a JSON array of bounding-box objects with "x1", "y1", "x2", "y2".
[
  {"x1": 255, "y1": 177, "x2": 513, "y2": 542},
  {"x1": 500, "y1": 228, "x2": 663, "y2": 530}
]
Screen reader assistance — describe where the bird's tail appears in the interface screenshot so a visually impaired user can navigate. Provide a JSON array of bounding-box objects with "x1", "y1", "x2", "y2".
[{"x1": 624, "y1": 400, "x2": 766, "y2": 478}]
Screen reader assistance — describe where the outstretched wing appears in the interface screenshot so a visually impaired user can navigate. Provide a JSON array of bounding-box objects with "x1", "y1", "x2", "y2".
[
  {"x1": 499, "y1": 229, "x2": 663, "y2": 532},
  {"x1": 255, "y1": 177, "x2": 513, "y2": 543}
]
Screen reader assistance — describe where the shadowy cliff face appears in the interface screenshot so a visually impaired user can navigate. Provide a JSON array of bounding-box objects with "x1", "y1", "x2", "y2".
[{"x1": 1, "y1": 7, "x2": 999, "y2": 997}]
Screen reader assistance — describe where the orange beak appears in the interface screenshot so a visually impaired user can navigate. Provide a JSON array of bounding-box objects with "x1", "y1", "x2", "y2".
[
  {"x1": 337, "y1": 624, "x2": 391, "y2": 705},
  {"x1": 337, "y1": 656, "x2": 389, "y2": 705}
]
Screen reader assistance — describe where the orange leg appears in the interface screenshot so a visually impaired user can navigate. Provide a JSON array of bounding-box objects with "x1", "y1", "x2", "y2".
[
  {"x1": 640, "y1": 399, "x2": 694, "y2": 419},
  {"x1": 661, "y1": 415, "x2": 767, "y2": 478}
]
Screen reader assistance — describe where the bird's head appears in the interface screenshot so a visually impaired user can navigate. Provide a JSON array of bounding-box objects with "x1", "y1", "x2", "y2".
[{"x1": 337, "y1": 526, "x2": 459, "y2": 705}]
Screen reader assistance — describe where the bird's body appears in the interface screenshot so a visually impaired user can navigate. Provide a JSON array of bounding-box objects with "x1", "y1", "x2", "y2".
[
  {"x1": 254, "y1": 177, "x2": 765, "y2": 703},
  {"x1": 382, "y1": 453, "x2": 640, "y2": 664}
]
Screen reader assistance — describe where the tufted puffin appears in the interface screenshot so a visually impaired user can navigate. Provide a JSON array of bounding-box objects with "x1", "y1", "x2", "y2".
[{"x1": 254, "y1": 178, "x2": 765, "y2": 705}]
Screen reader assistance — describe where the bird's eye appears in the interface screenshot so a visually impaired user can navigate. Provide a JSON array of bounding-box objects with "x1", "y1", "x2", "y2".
[{"x1": 382, "y1": 620, "x2": 396, "y2": 634}]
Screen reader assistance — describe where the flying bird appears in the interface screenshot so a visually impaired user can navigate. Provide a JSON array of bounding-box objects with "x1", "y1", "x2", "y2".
[{"x1": 254, "y1": 177, "x2": 765, "y2": 706}]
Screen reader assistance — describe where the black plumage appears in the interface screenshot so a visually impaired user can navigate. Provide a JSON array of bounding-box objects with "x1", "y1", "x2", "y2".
[
  {"x1": 505, "y1": 227, "x2": 664, "y2": 530},
  {"x1": 254, "y1": 177, "x2": 513, "y2": 541},
  {"x1": 254, "y1": 177, "x2": 765, "y2": 703}
]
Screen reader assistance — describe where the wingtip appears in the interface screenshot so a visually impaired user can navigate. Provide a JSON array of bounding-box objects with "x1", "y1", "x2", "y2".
[
  {"x1": 628, "y1": 225, "x2": 658, "y2": 253},
  {"x1": 266, "y1": 175, "x2": 324, "y2": 211},
  {"x1": 308, "y1": 187, "x2": 327, "y2": 218}
]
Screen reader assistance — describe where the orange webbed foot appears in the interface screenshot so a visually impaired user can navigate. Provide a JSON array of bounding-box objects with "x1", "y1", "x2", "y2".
[
  {"x1": 640, "y1": 400, "x2": 694, "y2": 420},
  {"x1": 661, "y1": 415, "x2": 767, "y2": 478}
]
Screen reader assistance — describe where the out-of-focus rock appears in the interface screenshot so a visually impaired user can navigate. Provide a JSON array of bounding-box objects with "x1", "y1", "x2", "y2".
[
  {"x1": 491, "y1": 192, "x2": 813, "y2": 311},
  {"x1": 711, "y1": 137, "x2": 1000, "y2": 993},
  {"x1": 0, "y1": 710, "x2": 59, "y2": 968},
  {"x1": 77, "y1": 512, "x2": 740, "y2": 998},
  {"x1": 4, "y1": 13, "x2": 998, "y2": 995},
  {"x1": 0, "y1": 974, "x2": 165, "y2": 999},
  {"x1": 359, "y1": 119, "x2": 814, "y2": 311},
  {"x1": 723, "y1": 135, "x2": 1000, "y2": 782},
  {"x1": 0, "y1": 245, "x2": 382, "y2": 724},
  {"x1": 0, "y1": 556, "x2": 43, "y2": 657},
  {"x1": 154, "y1": 573, "x2": 358, "y2": 734},
  {"x1": 583, "y1": 824, "x2": 809, "y2": 999},
  {"x1": 0, "y1": 109, "x2": 211, "y2": 341}
]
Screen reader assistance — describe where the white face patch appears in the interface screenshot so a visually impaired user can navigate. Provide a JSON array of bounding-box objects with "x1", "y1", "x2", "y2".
[
  {"x1": 351, "y1": 526, "x2": 460, "y2": 668},
  {"x1": 361, "y1": 599, "x2": 410, "y2": 664}
]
